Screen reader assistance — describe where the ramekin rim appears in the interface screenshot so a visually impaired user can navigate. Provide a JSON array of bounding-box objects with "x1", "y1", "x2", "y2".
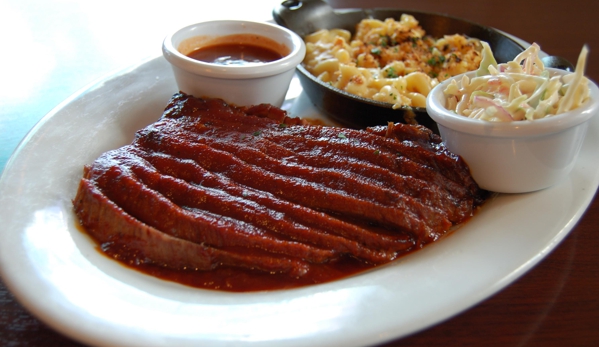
[{"x1": 162, "y1": 19, "x2": 306, "y2": 79}]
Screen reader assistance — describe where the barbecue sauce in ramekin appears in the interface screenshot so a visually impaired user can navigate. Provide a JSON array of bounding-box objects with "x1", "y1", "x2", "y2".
[
  {"x1": 181, "y1": 33, "x2": 289, "y2": 66},
  {"x1": 187, "y1": 42, "x2": 283, "y2": 65}
]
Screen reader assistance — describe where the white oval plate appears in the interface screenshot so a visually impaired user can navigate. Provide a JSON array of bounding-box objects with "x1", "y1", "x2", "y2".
[{"x1": 1, "y1": 55, "x2": 598, "y2": 347}]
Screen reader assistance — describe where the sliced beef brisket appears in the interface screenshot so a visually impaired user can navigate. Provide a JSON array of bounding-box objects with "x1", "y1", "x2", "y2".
[{"x1": 73, "y1": 92, "x2": 487, "y2": 285}]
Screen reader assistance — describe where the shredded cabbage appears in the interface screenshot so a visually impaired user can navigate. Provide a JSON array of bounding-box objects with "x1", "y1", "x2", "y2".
[{"x1": 443, "y1": 42, "x2": 590, "y2": 121}]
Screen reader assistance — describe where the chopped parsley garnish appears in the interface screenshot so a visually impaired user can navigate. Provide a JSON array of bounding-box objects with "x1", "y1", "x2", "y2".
[
  {"x1": 427, "y1": 55, "x2": 446, "y2": 67},
  {"x1": 379, "y1": 35, "x2": 388, "y2": 47},
  {"x1": 386, "y1": 67, "x2": 398, "y2": 78}
]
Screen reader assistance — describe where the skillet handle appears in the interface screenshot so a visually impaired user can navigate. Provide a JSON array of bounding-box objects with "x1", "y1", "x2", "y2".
[
  {"x1": 542, "y1": 55, "x2": 575, "y2": 71},
  {"x1": 272, "y1": 0, "x2": 357, "y2": 36}
]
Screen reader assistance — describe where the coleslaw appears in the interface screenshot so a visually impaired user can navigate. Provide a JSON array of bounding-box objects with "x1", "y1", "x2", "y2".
[{"x1": 443, "y1": 42, "x2": 590, "y2": 121}]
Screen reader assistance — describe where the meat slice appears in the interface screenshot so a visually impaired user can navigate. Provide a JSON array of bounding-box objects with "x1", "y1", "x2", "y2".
[
  {"x1": 73, "y1": 178, "x2": 310, "y2": 276},
  {"x1": 135, "y1": 132, "x2": 452, "y2": 240},
  {"x1": 73, "y1": 92, "x2": 487, "y2": 284},
  {"x1": 137, "y1": 150, "x2": 413, "y2": 252}
]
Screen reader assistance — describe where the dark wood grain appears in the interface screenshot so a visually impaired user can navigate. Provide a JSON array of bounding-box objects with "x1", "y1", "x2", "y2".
[{"x1": 1, "y1": 1, "x2": 598, "y2": 346}]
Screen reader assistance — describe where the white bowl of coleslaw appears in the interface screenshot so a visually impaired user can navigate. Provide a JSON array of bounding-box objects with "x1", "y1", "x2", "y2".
[{"x1": 426, "y1": 44, "x2": 599, "y2": 193}]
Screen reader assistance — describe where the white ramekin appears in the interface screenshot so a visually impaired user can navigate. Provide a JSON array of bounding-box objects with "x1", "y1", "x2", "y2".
[{"x1": 162, "y1": 20, "x2": 306, "y2": 107}]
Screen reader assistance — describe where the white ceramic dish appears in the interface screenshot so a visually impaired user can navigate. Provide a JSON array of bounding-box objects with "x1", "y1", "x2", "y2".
[
  {"x1": 1, "y1": 55, "x2": 598, "y2": 347},
  {"x1": 162, "y1": 20, "x2": 306, "y2": 107},
  {"x1": 426, "y1": 68, "x2": 599, "y2": 193}
]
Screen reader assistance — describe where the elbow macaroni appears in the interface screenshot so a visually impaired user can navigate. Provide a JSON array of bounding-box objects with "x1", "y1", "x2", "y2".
[{"x1": 303, "y1": 15, "x2": 484, "y2": 109}]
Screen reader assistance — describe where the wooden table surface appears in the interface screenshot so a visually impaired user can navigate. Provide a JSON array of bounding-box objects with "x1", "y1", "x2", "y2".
[{"x1": 1, "y1": 1, "x2": 597, "y2": 346}]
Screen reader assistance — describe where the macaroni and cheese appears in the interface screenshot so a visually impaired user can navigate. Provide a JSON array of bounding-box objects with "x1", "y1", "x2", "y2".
[{"x1": 303, "y1": 15, "x2": 483, "y2": 109}]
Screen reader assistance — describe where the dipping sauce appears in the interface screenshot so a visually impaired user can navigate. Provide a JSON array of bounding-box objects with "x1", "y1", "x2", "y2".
[
  {"x1": 188, "y1": 43, "x2": 283, "y2": 65},
  {"x1": 181, "y1": 34, "x2": 289, "y2": 66}
]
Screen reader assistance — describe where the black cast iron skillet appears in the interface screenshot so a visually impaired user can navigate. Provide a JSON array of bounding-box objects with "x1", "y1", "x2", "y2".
[{"x1": 273, "y1": 0, "x2": 573, "y2": 133}]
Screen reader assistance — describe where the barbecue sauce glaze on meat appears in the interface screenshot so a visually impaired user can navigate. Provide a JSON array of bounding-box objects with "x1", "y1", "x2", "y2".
[{"x1": 73, "y1": 92, "x2": 488, "y2": 292}]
